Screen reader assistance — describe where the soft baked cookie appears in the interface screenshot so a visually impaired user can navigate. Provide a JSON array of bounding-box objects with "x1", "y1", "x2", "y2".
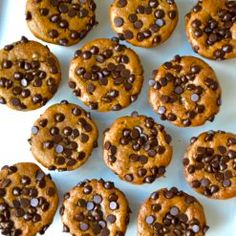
[
  {"x1": 0, "y1": 37, "x2": 61, "y2": 111},
  {"x1": 26, "y1": 0, "x2": 97, "y2": 46},
  {"x1": 138, "y1": 187, "x2": 209, "y2": 236},
  {"x1": 148, "y1": 55, "x2": 221, "y2": 127},
  {"x1": 68, "y1": 38, "x2": 144, "y2": 112},
  {"x1": 183, "y1": 130, "x2": 236, "y2": 199},
  {"x1": 60, "y1": 179, "x2": 131, "y2": 236},
  {"x1": 103, "y1": 113, "x2": 172, "y2": 184},
  {"x1": 0, "y1": 162, "x2": 58, "y2": 236},
  {"x1": 185, "y1": 0, "x2": 236, "y2": 60},
  {"x1": 110, "y1": 0, "x2": 178, "y2": 48},
  {"x1": 30, "y1": 100, "x2": 98, "y2": 171}
]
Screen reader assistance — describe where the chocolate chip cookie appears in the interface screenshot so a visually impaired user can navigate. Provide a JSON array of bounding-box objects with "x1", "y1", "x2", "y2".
[
  {"x1": 60, "y1": 179, "x2": 130, "y2": 236},
  {"x1": 0, "y1": 37, "x2": 61, "y2": 111},
  {"x1": 26, "y1": 0, "x2": 97, "y2": 46},
  {"x1": 185, "y1": 0, "x2": 236, "y2": 60},
  {"x1": 110, "y1": 0, "x2": 178, "y2": 48},
  {"x1": 103, "y1": 113, "x2": 172, "y2": 184},
  {"x1": 138, "y1": 187, "x2": 209, "y2": 236},
  {"x1": 183, "y1": 130, "x2": 236, "y2": 199},
  {"x1": 148, "y1": 55, "x2": 221, "y2": 127},
  {"x1": 30, "y1": 100, "x2": 98, "y2": 171},
  {"x1": 68, "y1": 38, "x2": 144, "y2": 111},
  {"x1": 0, "y1": 162, "x2": 59, "y2": 236}
]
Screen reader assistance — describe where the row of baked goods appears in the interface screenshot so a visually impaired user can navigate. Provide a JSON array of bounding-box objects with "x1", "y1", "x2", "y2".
[
  {"x1": 28, "y1": 101, "x2": 236, "y2": 200},
  {"x1": 0, "y1": 37, "x2": 222, "y2": 128},
  {"x1": 25, "y1": 0, "x2": 236, "y2": 60},
  {"x1": 0, "y1": 162, "x2": 209, "y2": 236}
]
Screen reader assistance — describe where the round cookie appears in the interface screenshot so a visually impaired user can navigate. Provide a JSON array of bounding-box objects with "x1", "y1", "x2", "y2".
[
  {"x1": 68, "y1": 38, "x2": 144, "y2": 112},
  {"x1": 30, "y1": 100, "x2": 98, "y2": 171},
  {"x1": 148, "y1": 55, "x2": 221, "y2": 127},
  {"x1": 183, "y1": 130, "x2": 236, "y2": 199},
  {"x1": 138, "y1": 187, "x2": 209, "y2": 236},
  {"x1": 26, "y1": 0, "x2": 97, "y2": 46},
  {"x1": 60, "y1": 179, "x2": 131, "y2": 236},
  {"x1": 110, "y1": 0, "x2": 178, "y2": 48},
  {"x1": 185, "y1": 0, "x2": 236, "y2": 60},
  {"x1": 103, "y1": 113, "x2": 172, "y2": 184},
  {"x1": 0, "y1": 162, "x2": 58, "y2": 236},
  {"x1": 0, "y1": 37, "x2": 61, "y2": 111}
]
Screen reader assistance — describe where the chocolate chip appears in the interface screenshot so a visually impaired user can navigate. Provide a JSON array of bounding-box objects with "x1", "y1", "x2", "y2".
[
  {"x1": 106, "y1": 214, "x2": 116, "y2": 223},
  {"x1": 93, "y1": 194, "x2": 102, "y2": 204},
  {"x1": 123, "y1": 30, "x2": 133, "y2": 39},
  {"x1": 222, "y1": 179, "x2": 231, "y2": 187},
  {"x1": 146, "y1": 215, "x2": 155, "y2": 225},
  {"x1": 170, "y1": 206, "x2": 179, "y2": 216},
  {"x1": 31, "y1": 126, "x2": 39, "y2": 135},
  {"x1": 191, "y1": 94, "x2": 200, "y2": 102},
  {"x1": 48, "y1": 29, "x2": 59, "y2": 39},
  {"x1": 114, "y1": 17, "x2": 124, "y2": 27},
  {"x1": 124, "y1": 174, "x2": 133, "y2": 182},
  {"x1": 80, "y1": 222, "x2": 89, "y2": 231},
  {"x1": 117, "y1": 0, "x2": 127, "y2": 7}
]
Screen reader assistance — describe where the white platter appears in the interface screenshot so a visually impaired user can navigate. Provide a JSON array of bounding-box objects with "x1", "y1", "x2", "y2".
[{"x1": 0, "y1": 0, "x2": 236, "y2": 235}]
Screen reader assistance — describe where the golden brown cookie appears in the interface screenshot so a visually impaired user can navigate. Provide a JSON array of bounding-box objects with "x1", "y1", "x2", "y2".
[
  {"x1": 185, "y1": 0, "x2": 236, "y2": 60},
  {"x1": 60, "y1": 179, "x2": 130, "y2": 236},
  {"x1": 183, "y1": 130, "x2": 236, "y2": 199},
  {"x1": 68, "y1": 38, "x2": 144, "y2": 112},
  {"x1": 110, "y1": 0, "x2": 178, "y2": 48},
  {"x1": 0, "y1": 162, "x2": 59, "y2": 236},
  {"x1": 148, "y1": 55, "x2": 221, "y2": 127},
  {"x1": 30, "y1": 100, "x2": 98, "y2": 171},
  {"x1": 103, "y1": 113, "x2": 172, "y2": 184},
  {"x1": 26, "y1": 0, "x2": 97, "y2": 46},
  {"x1": 0, "y1": 37, "x2": 61, "y2": 111},
  {"x1": 137, "y1": 187, "x2": 209, "y2": 236}
]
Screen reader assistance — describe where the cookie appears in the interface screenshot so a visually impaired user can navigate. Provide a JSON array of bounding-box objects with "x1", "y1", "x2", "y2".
[
  {"x1": 103, "y1": 113, "x2": 172, "y2": 184},
  {"x1": 68, "y1": 38, "x2": 144, "y2": 112},
  {"x1": 26, "y1": 0, "x2": 97, "y2": 46},
  {"x1": 0, "y1": 37, "x2": 61, "y2": 111},
  {"x1": 137, "y1": 187, "x2": 209, "y2": 236},
  {"x1": 185, "y1": 0, "x2": 236, "y2": 60},
  {"x1": 148, "y1": 55, "x2": 221, "y2": 127},
  {"x1": 0, "y1": 162, "x2": 58, "y2": 236},
  {"x1": 60, "y1": 179, "x2": 130, "y2": 236},
  {"x1": 110, "y1": 0, "x2": 178, "y2": 48},
  {"x1": 30, "y1": 100, "x2": 98, "y2": 171},
  {"x1": 183, "y1": 130, "x2": 236, "y2": 199}
]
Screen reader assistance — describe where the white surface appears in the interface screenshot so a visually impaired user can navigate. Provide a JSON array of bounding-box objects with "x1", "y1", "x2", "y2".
[{"x1": 0, "y1": 0, "x2": 236, "y2": 235}]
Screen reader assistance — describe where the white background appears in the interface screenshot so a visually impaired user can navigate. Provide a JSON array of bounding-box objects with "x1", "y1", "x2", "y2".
[{"x1": 0, "y1": 0, "x2": 236, "y2": 235}]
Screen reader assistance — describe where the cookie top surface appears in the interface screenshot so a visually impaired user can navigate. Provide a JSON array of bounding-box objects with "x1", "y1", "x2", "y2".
[
  {"x1": 26, "y1": 0, "x2": 97, "y2": 46},
  {"x1": 103, "y1": 114, "x2": 172, "y2": 184},
  {"x1": 0, "y1": 162, "x2": 59, "y2": 236},
  {"x1": 60, "y1": 179, "x2": 130, "y2": 236},
  {"x1": 68, "y1": 38, "x2": 144, "y2": 112},
  {"x1": 30, "y1": 101, "x2": 98, "y2": 171},
  {"x1": 0, "y1": 37, "x2": 61, "y2": 111},
  {"x1": 183, "y1": 130, "x2": 236, "y2": 199},
  {"x1": 185, "y1": 0, "x2": 236, "y2": 60},
  {"x1": 110, "y1": 0, "x2": 178, "y2": 48},
  {"x1": 137, "y1": 187, "x2": 209, "y2": 236},
  {"x1": 148, "y1": 55, "x2": 221, "y2": 127}
]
